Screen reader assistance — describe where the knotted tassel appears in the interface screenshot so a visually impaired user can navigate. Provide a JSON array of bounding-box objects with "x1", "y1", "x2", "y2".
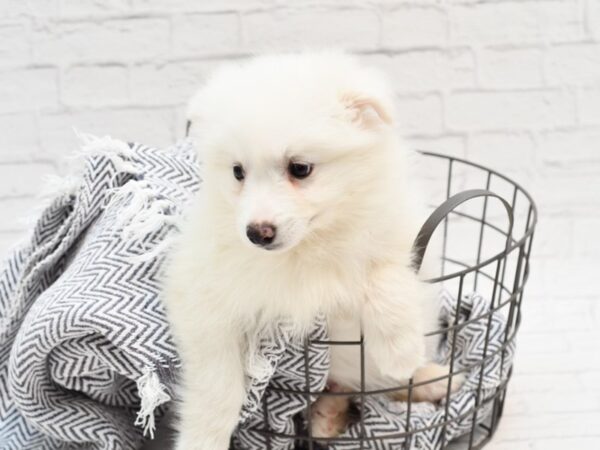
[{"x1": 135, "y1": 367, "x2": 171, "y2": 439}]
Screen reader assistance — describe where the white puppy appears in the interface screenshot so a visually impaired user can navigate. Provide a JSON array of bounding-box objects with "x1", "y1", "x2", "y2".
[{"x1": 164, "y1": 52, "x2": 461, "y2": 449}]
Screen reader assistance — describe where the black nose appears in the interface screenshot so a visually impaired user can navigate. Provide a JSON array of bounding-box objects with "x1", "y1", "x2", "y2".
[{"x1": 246, "y1": 222, "x2": 277, "y2": 247}]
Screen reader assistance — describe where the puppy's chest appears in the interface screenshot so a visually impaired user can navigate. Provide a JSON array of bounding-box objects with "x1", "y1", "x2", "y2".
[{"x1": 238, "y1": 259, "x2": 367, "y2": 320}]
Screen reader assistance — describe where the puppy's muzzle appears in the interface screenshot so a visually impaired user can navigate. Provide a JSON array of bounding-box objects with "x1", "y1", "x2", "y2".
[{"x1": 246, "y1": 222, "x2": 277, "y2": 248}]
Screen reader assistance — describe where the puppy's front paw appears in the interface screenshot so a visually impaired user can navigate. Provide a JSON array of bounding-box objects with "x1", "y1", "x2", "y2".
[
  {"x1": 391, "y1": 363, "x2": 465, "y2": 403},
  {"x1": 375, "y1": 338, "x2": 426, "y2": 382},
  {"x1": 310, "y1": 394, "x2": 351, "y2": 439}
]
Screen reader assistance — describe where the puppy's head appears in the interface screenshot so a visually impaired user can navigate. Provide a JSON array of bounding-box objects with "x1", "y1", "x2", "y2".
[{"x1": 187, "y1": 52, "x2": 398, "y2": 253}]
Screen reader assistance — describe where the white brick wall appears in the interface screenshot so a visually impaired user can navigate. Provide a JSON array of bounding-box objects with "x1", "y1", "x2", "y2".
[{"x1": 1, "y1": 1, "x2": 599, "y2": 448}]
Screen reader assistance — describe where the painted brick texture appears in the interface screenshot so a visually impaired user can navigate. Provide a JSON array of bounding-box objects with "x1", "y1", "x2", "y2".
[{"x1": 0, "y1": 1, "x2": 598, "y2": 448}]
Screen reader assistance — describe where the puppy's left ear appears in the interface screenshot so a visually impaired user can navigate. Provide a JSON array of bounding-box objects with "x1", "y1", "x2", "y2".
[{"x1": 341, "y1": 93, "x2": 394, "y2": 130}]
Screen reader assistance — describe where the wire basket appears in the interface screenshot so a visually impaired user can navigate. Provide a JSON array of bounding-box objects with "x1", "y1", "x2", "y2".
[{"x1": 239, "y1": 152, "x2": 537, "y2": 450}]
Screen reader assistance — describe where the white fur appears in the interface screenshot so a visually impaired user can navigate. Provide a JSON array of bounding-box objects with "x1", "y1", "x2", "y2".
[{"x1": 164, "y1": 52, "x2": 441, "y2": 449}]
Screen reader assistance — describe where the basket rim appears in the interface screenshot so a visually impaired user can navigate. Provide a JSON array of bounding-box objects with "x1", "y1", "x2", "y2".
[{"x1": 418, "y1": 151, "x2": 538, "y2": 283}]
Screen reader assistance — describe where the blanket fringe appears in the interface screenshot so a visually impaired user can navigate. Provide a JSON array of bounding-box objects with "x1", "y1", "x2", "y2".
[
  {"x1": 106, "y1": 180, "x2": 180, "y2": 262},
  {"x1": 74, "y1": 131, "x2": 180, "y2": 261},
  {"x1": 135, "y1": 367, "x2": 171, "y2": 439},
  {"x1": 34, "y1": 131, "x2": 139, "y2": 209},
  {"x1": 75, "y1": 130, "x2": 139, "y2": 174}
]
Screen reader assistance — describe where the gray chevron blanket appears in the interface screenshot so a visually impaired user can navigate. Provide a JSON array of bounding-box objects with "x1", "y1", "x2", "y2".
[{"x1": 0, "y1": 136, "x2": 514, "y2": 450}]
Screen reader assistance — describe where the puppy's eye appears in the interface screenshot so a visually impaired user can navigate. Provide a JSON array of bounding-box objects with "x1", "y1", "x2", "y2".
[
  {"x1": 288, "y1": 162, "x2": 313, "y2": 180},
  {"x1": 233, "y1": 164, "x2": 245, "y2": 181}
]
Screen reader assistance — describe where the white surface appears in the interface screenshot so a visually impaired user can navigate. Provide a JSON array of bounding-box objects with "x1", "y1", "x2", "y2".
[{"x1": 0, "y1": 1, "x2": 599, "y2": 448}]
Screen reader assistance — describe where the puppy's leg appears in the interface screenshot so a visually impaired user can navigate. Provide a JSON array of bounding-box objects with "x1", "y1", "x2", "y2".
[
  {"x1": 175, "y1": 333, "x2": 245, "y2": 450},
  {"x1": 310, "y1": 382, "x2": 351, "y2": 439},
  {"x1": 362, "y1": 264, "x2": 427, "y2": 381},
  {"x1": 171, "y1": 306, "x2": 245, "y2": 450},
  {"x1": 391, "y1": 363, "x2": 465, "y2": 403}
]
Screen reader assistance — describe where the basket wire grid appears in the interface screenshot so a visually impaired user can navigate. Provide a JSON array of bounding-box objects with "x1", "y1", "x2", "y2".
[{"x1": 242, "y1": 152, "x2": 537, "y2": 450}]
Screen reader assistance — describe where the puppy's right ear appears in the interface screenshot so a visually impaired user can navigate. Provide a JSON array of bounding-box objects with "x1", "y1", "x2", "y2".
[
  {"x1": 187, "y1": 62, "x2": 240, "y2": 140},
  {"x1": 186, "y1": 87, "x2": 207, "y2": 139}
]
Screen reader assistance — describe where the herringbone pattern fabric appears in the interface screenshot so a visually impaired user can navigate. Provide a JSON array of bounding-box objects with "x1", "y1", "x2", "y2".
[
  {"x1": 0, "y1": 136, "x2": 514, "y2": 450},
  {"x1": 237, "y1": 292, "x2": 514, "y2": 450},
  {"x1": 0, "y1": 137, "x2": 198, "y2": 450}
]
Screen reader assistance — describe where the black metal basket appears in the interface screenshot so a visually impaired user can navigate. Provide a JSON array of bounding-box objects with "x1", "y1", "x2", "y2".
[{"x1": 242, "y1": 152, "x2": 537, "y2": 450}]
